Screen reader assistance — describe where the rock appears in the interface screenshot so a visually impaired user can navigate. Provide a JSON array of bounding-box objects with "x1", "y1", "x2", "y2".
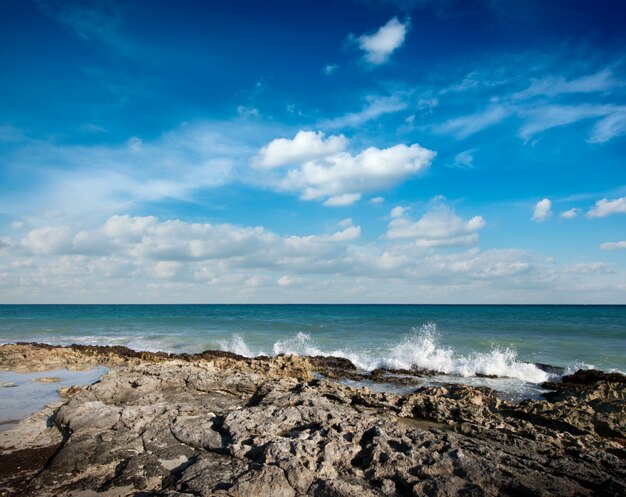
[
  {"x1": 58, "y1": 385, "x2": 82, "y2": 398},
  {"x1": 32, "y1": 377, "x2": 61, "y2": 383},
  {"x1": 0, "y1": 344, "x2": 624, "y2": 497}
]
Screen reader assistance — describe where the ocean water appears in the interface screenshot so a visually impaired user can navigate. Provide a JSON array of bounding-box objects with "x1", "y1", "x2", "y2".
[{"x1": 0, "y1": 305, "x2": 624, "y2": 399}]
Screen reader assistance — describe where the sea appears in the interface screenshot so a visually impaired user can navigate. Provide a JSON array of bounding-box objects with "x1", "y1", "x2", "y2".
[{"x1": 1, "y1": 305, "x2": 624, "y2": 401}]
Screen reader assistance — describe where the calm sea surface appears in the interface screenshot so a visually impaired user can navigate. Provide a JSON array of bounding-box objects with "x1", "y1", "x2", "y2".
[{"x1": 0, "y1": 305, "x2": 624, "y2": 398}]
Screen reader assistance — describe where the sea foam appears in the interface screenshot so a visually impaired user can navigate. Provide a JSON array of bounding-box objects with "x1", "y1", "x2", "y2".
[{"x1": 221, "y1": 323, "x2": 552, "y2": 384}]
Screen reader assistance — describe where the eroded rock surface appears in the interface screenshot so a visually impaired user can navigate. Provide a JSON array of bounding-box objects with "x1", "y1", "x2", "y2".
[{"x1": 0, "y1": 345, "x2": 624, "y2": 497}]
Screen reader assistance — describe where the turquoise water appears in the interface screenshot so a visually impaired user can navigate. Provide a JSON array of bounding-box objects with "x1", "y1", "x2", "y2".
[{"x1": 0, "y1": 305, "x2": 624, "y2": 388}]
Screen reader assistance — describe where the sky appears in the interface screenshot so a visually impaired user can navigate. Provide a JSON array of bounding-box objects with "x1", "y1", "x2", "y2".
[{"x1": 0, "y1": 0, "x2": 625, "y2": 303}]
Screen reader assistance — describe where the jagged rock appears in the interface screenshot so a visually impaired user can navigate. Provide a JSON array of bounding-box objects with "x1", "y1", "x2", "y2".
[{"x1": 0, "y1": 344, "x2": 624, "y2": 497}]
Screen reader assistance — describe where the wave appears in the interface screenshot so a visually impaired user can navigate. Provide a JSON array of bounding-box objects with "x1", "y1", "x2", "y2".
[{"x1": 220, "y1": 323, "x2": 553, "y2": 384}]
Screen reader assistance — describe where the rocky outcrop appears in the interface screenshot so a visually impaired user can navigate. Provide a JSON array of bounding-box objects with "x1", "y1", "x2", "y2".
[{"x1": 0, "y1": 344, "x2": 624, "y2": 497}]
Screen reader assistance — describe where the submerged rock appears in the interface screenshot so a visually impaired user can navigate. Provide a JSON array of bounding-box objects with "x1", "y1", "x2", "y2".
[{"x1": 0, "y1": 344, "x2": 624, "y2": 497}]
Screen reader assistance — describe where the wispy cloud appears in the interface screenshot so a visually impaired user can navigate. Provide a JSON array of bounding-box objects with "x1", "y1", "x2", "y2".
[
  {"x1": 512, "y1": 69, "x2": 622, "y2": 100},
  {"x1": 320, "y1": 93, "x2": 409, "y2": 129},
  {"x1": 434, "y1": 106, "x2": 511, "y2": 139},
  {"x1": 434, "y1": 66, "x2": 626, "y2": 143},
  {"x1": 518, "y1": 104, "x2": 615, "y2": 141},
  {"x1": 323, "y1": 64, "x2": 339, "y2": 75},
  {"x1": 589, "y1": 109, "x2": 626, "y2": 143},
  {"x1": 0, "y1": 120, "x2": 267, "y2": 218},
  {"x1": 35, "y1": 0, "x2": 137, "y2": 56},
  {"x1": 450, "y1": 149, "x2": 474, "y2": 169}
]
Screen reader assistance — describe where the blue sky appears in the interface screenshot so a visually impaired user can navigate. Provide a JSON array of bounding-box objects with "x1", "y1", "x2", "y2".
[{"x1": 0, "y1": 0, "x2": 625, "y2": 303}]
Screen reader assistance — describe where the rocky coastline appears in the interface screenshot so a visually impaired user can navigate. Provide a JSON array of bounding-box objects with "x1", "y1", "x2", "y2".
[{"x1": 0, "y1": 342, "x2": 624, "y2": 497}]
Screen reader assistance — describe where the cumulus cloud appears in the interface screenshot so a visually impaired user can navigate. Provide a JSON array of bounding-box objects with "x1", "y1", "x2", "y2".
[
  {"x1": 282, "y1": 143, "x2": 434, "y2": 204},
  {"x1": 386, "y1": 204, "x2": 486, "y2": 247},
  {"x1": 254, "y1": 131, "x2": 347, "y2": 169},
  {"x1": 600, "y1": 241, "x2": 626, "y2": 250},
  {"x1": 154, "y1": 261, "x2": 182, "y2": 279},
  {"x1": 559, "y1": 208, "x2": 580, "y2": 220},
  {"x1": 587, "y1": 196, "x2": 626, "y2": 218},
  {"x1": 255, "y1": 131, "x2": 435, "y2": 205},
  {"x1": 20, "y1": 215, "x2": 361, "y2": 264},
  {"x1": 370, "y1": 197, "x2": 385, "y2": 204},
  {"x1": 3, "y1": 213, "x2": 625, "y2": 303},
  {"x1": 356, "y1": 17, "x2": 410, "y2": 65},
  {"x1": 532, "y1": 198, "x2": 552, "y2": 222}
]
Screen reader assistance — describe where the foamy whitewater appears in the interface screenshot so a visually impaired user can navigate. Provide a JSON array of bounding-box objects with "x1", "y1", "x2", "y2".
[
  {"x1": 1, "y1": 305, "x2": 624, "y2": 399},
  {"x1": 220, "y1": 324, "x2": 553, "y2": 384}
]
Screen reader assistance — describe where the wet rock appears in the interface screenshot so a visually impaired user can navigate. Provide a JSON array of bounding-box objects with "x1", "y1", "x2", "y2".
[{"x1": 31, "y1": 377, "x2": 61, "y2": 383}]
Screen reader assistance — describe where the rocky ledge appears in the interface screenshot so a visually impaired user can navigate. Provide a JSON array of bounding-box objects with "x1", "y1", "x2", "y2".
[{"x1": 0, "y1": 343, "x2": 624, "y2": 497}]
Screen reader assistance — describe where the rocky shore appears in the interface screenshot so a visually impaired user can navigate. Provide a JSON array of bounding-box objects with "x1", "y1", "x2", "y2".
[{"x1": 0, "y1": 343, "x2": 624, "y2": 497}]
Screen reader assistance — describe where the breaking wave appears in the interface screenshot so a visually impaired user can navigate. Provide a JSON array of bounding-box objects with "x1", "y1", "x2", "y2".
[{"x1": 220, "y1": 323, "x2": 552, "y2": 384}]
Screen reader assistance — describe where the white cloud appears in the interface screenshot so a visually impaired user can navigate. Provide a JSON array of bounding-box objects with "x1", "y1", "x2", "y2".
[
  {"x1": 452, "y1": 150, "x2": 474, "y2": 168},
  {"x1": 21, "y1": 226, "x2": 73, "y2": 254},
  {"x1": 561, "y1": 262, "x2": 614, "y2": 274},
  {"x1": 275, "y1": 140, "x2": 435, "y2": 204},
  {"x1": 588, "y1": 196, "x2": 626, "y2": 218},
  {"x1": 319, "y1": 226, "x2": 362, "y2": 242},
  {"x1": 390, "y1": 206, "x2": 406, "y2": 218},
  {"x1": 519, "y1": 104, "x2": 613, "y2": 140},
  {"x1": 236, "y1": 105, "x2": 260, "y2": 118},
  {"x1": 513, "y1": 69, "x2": 621, "y2": 100},
  {"x1": 3, "y1": 213, "x2": 626, "y2": 303},
  {"x1": 559, "y1": 208, "x2": 580, "y2": 220},
  {"x1": 321, "y1": 94, "x2": 408, "y2": 129},
  {"x1": 253, "y1": 131, "x2": 435, "y2": 205},
  {"x1": 433, "y1": 66, "x2": 626, "y2": 143},
  {"x1": 20, "y1": 215, "x2": 361, "y2": 263},
  {"x1": 338, "y1": 218, "x2": 353, "y2": 228},
  {"x1": 532, "y1": 198, "x2": 552, "y2": 222},
  {"x1": 370, "y1": 197, "x2": 385, "y2": 204},
  {"x1": 323, "y1": 194, "x2": 362, "y2": 206},
  {"x1": 277, "y1": 275, "x2": 302, "y2": 287},
  {"x1": 323, "y1": 64, "x2": 339, "y2": 75},
  {"x1": 154, "y1": 261, "x2": 181, "y2": 279},
  {"x1": 386, "y1": 204, "x2": 486, "y2": 247},
  {"x1": 435, "y1": 106, "x2": 510, "y2": 139},
  {"x1": 254, "y1": 131, "x2": 347, "y2": 169},
  {"x1": 356, "y1": 17, "x2": 410, "y2": 65},
  {"x1": 0, "y1": 121, "x2": 258, "y2": 219},
  {"x1": 589, "y1": 109, "x2": 626, "y2": 143},
  {"x1": 10, "y1": 221, "x2": 24, "y2": 230},
  {"x1": 600, "y1": 241, "x2": 626, "y2": 250}
]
